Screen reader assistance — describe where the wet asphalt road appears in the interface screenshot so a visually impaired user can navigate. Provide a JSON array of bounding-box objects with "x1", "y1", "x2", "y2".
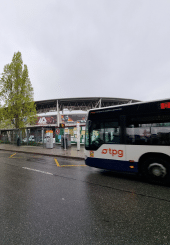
[{"x1": 0, "y1": 151, "x2": 170, "y2": 244}]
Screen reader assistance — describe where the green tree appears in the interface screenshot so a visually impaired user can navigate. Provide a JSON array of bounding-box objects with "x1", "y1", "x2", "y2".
[{"x1": 0, "y1": 51, "x2": 37, "y2": 129}]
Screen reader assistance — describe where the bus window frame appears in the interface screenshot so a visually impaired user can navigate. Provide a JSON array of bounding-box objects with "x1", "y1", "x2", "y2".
[{"x1": 85, "y1": 117, "x2": 125, "y2": 150}]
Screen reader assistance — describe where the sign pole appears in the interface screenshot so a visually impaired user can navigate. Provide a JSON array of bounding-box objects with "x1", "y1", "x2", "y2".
[
  {"x1": 64, "y1": 127, "x2": 66, "y2": 150},
  {"x1": 77, "y1": 122, "x2": 80, "y2": 151}
]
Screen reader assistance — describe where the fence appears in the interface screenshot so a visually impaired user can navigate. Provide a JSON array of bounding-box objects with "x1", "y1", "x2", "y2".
[
  {"x1": 0, "y1": 126, "x2": 86, "y2": 146},
  {"x1": 0, "y1": 129, "x2": 45, "y2": 146}
]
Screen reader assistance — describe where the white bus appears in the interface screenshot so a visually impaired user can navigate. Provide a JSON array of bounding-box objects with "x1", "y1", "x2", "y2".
[{"x1": 85, "y1": 99, "x2": 170, "y2": 184}]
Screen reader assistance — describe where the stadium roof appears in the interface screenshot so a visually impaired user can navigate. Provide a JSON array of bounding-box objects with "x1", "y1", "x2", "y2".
[{"x1": 35, "y1": 97, "x2": 140, "y2": 113}]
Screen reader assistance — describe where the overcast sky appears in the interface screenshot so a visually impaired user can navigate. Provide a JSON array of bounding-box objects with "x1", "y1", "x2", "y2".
[{"x1": 0, "y1": 0, "x2": 170, "y2": 102}]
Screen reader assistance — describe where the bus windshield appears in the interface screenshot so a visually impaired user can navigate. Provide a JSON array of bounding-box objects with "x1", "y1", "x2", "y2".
[{"x1": 85, "y1": 120, "x2": 120, "y2": 150}]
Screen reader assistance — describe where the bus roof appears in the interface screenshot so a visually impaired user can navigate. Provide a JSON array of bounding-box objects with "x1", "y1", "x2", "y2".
[{"x1": 89, "y1": 98, "x2": 170, "y2": 112}]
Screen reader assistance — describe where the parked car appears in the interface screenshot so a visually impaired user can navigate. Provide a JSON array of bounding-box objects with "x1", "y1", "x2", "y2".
[{"x1": 22, "y1": 135, "x2": 35, "y2": 142}]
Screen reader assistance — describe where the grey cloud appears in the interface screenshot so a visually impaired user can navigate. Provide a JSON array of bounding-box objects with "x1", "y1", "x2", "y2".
[{"x1": 0, "y1": 0, "x2": 170, "y2": 102}]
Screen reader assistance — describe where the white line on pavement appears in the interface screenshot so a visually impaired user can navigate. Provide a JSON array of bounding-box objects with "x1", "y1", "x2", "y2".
[{"x1": 22, "y1": 167, "x2": 53, "y2": 175}]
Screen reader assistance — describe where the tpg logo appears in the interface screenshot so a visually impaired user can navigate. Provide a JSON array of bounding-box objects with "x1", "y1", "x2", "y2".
[{"x1": 101, "y1": 148, "x2": 123, "y2": 157}]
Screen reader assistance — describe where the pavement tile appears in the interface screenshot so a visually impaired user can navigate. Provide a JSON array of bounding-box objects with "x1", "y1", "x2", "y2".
[{"x1": 0, "y1": 144, "x2": 85, "y2": 160}]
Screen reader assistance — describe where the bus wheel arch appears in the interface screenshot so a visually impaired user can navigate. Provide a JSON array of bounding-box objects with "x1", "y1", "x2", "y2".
[{"x1": 138, "y1": 153, "x2": 170, "y2": 184}]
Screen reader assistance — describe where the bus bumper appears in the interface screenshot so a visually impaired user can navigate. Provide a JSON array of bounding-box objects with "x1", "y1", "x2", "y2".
[{"x1": 85, "y1": 157, "x2": 138, "y2": 173}]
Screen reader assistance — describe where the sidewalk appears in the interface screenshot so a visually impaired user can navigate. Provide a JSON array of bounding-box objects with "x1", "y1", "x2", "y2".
[{"x1": 0, "y1": 143, "x2": 85, "y2": 160}]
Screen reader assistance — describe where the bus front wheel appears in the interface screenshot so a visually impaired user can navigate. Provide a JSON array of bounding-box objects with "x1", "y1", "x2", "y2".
[{"x1": 141, "y1": 157, "x2": 170, "y2": 184}]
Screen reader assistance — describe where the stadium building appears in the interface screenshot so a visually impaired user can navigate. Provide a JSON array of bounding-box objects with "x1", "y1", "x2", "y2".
[{"x1": 0, "y1": 97, "x2": 140, "y2": 145}]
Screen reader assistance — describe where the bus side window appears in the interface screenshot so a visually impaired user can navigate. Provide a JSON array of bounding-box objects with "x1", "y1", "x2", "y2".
[
  {"x1": 151, "y1": 123, "x2": 170, "y2": 145},
  {"x1": 105, "y1": 122, "x2": 120, "y2": 144},
  {"x1": 126, "y1": 122, "x2": 170, "y2": 145},
  {"x1": 126, "y1": 124, "x2": 151, "y2": 145}
]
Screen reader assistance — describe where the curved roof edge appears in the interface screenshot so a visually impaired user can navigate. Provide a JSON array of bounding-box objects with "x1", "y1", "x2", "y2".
[
  {"x1": 35, "y1": 96, "x2": 140, "y2": 103},
  {"x1": 35, "y1": 97, "x2": 140, "y2": 113}
]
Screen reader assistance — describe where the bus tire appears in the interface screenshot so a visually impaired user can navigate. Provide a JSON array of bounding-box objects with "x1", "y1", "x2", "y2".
[{"x1": 141, "y1": 157, "x2": 170, "y2": 184}]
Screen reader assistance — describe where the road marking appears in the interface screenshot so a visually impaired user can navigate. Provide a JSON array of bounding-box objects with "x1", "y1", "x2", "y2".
[
  {"x1": 10, "y1": 157, "x2": 24, "y2": 159},
  {"x1": 22, "y1": 167, "x2": 53, "y2": 175},
  {"x1": 9, "y1": 153, "x2": 16, "y2": 158},
  {"x1": 61, "y1": 165, "x2": 86, "y2": 167},
  {"x1": 9, "y1": 153, "x2": 24, "y2": 159},
  {"x1": 54, "y1": 158, "x2": 60, "y2": 167},
  {"x1": 54, "y1": 158, "x2": 86, "y2": 167}
]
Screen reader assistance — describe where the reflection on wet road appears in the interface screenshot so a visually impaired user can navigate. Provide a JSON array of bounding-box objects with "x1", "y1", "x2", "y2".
[{"x1": 0, "y1": 150, "x2": 170, "y2": 244}]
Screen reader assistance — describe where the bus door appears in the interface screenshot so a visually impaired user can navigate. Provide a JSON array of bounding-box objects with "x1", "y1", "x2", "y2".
[
  {"x1": 99, "y1": 121, "x2": 126, "y2": 165},
  {"x1": 89, "y1": 120, "x2": 126, "y2": 163}
]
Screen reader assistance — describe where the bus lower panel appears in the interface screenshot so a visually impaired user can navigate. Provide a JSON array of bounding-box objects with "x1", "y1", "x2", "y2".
[{"x1": 85, "y1": 157, "x2": 138, "y2": 173}]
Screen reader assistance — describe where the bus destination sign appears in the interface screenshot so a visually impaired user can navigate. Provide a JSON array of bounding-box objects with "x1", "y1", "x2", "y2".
[{"x1": 160, "y1": 102, "x2": 170, "y2": 109}]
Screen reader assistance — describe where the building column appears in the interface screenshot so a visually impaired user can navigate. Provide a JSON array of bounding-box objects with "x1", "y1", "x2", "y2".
[{"x1": 56, "y1": 100, "x2": 61, "y2": 127}]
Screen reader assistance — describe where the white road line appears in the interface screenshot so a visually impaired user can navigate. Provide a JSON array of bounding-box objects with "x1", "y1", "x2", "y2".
[{"x1": 22, "y1": 167, "x2": 53, "y2": 175}]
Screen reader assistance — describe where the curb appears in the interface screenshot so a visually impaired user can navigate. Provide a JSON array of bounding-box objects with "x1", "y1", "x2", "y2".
[{"x1": 0, "y1": 148, "x2": 85, "y2": 160}]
